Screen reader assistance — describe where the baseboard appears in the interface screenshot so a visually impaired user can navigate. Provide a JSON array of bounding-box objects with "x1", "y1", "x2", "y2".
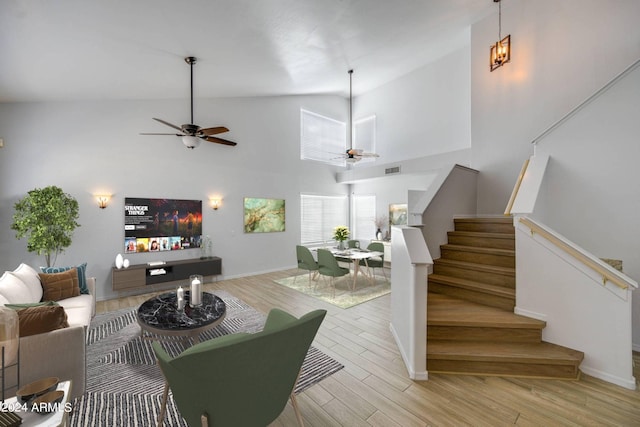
[
  {"x1": 580, "y1": 365, "x2": 637, "y2": 390},
  {"x1": 514, "y1": 306, "x2": 547, "y2": 322},
  {"x1": 389, "y1": 323, "x2": 428, "y2": 381}
]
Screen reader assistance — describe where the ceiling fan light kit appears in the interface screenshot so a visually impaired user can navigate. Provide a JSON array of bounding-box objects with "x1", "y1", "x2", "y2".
[{"x1": 141, "y1": 56, "x2": 237, "y2": 149}]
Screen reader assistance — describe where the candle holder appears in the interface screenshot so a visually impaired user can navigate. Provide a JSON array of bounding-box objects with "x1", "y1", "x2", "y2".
[
  {"x1": 176, "y1": 285, "x2": 185, "y2": 311},
  {"x1": 189, "y1": 275, "x2": 203, "y2": 307}
]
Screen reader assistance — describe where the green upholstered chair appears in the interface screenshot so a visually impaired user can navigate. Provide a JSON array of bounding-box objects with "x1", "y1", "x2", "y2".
[
  {"x1": 347, "y1": 239, "x2": 360, "y2": 249},
  {"x1": 360, "y1": 242, "x2": 387, "y2": 281},
  {"x1": 153, "y1": 308, "x2": 327, "y2": 427},
  {"x1": 295, "y1": 245, "x2": 319, "y2": 285},
  {"x1": 317, "y1": 249, "x2": 350, "y2": 298}
]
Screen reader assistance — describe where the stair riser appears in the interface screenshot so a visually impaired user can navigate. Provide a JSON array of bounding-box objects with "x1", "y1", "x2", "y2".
[
  {"x1": 454, "y1": 221, "x2": 514, "y2": 234},
  {"x1": 429, "y1": 282, "x2": 515, "y2": 311},
  {"x1": 447, "y1": 234, "x2": 515, "y2": 250},
  {"x1": 427, "y1": 360, "x2": 580, "y2": 379},
  {"x1": 427, "y1": 326, "x2": 541, "y2": 343},
  {"x1": 433, "y1": 263, "x2": 515, "y2": 288},
  {"x1": 440, "y1": 249, "x2": 515, "y2": 268}
]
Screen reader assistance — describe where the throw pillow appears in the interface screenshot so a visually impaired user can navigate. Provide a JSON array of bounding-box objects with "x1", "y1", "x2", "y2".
[
  {"x1": 15, "y1": 305, "x2": 69, "y2": 337},
  {"x1": 5, "y1": 301, "x2": 59, "y2": 310},
  {"x1": 11, "y1": 263, "x2": 43, "y2": 302},
  {"x1": 40, "y1": 262, "x2": 88, "y2": 294},
  {"x1": 0, "y1": 271, "x2": 33, "y2": 304},
  {"x1": 38, "y1": 268, "x2": 80, "y2": 301}
]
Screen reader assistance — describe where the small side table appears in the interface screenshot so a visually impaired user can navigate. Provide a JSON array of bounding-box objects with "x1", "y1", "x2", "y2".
[{"x1": 2, "y1": 380, "x2": 72, "y2": 427}]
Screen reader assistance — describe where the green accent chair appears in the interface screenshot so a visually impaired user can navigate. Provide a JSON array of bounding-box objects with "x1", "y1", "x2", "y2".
[
  {"x1": 295, "y1": 245, "x2": 319, "y2": 286},
  {"x1": 347, "y1": 239, "x2": 360, "y2": 249},
  {"x1": 360, "y1": 242, "x2": 387, "y2": 282},
  {"x1": 317, "y1": 249, "x2": 350, "y2": 298},
  {"x1": 153, "y1": 308, "x2": 327, "y2": 427}
]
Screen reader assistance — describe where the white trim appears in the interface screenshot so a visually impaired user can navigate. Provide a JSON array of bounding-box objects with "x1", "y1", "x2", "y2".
[
  {"x1": 579, "y1": 366, "x2": 636, "y2": 391},
  {"x1": 390, "y1": 322, "x2": 428, "y2": 380},
  {"x1": 514, "y1": 306, "x2": 547, "y2": 322}
]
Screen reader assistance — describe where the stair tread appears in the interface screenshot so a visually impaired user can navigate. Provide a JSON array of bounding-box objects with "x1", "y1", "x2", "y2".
[
  {"x1": 428, "y1": 340, "x2": 585, "y2": 364},
  {"x1": 448, "y1": 230, "x2": 515, "y2": 240},
  {"x1": 428, "y1": 274, "x2": 515, "y2": 298},
  {"x1": 441, "y1": 244, "x2": 515, "y2": 256},
  {"x1": 454, "y1": 217, "x2": 514, "y2": 224},
  {"x1": 433, "y1": 258, "x2": 515, "y2": 276},
  {"x1": 427, "y1": 293, "x2": 544, "y2": 328}
]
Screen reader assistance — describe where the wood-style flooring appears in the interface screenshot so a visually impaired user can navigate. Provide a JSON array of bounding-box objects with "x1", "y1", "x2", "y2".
[{"x1": 96, "y1": 269, "x2": 640, "y2": 426}]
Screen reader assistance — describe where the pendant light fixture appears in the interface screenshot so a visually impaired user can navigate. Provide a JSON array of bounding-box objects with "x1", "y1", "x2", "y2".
[{"x1": 490, "y1": 0, "x2": 511, "y2": 71}]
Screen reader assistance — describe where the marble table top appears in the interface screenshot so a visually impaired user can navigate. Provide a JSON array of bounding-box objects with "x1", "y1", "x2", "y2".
[{"x1": 137, "y1": 291, "x2": 226, "y2": 331}]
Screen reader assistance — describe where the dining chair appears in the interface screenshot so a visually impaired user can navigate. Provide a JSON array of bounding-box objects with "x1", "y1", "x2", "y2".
[
  {"x1": 317, "y1": 249, "x2": 350, "y2": 298},
  {"x1": 347, "y1": 240, "x2": 360, "y2": 249},
  {"x1": 153, "y1": 308, "x2": 327, "y2": 427},
  {"x1": 294, "y1": 245, "x2": 319, "y2": 286},
  {"x1": 360, "y1": 242, "x2": 387, "y2": 282}
]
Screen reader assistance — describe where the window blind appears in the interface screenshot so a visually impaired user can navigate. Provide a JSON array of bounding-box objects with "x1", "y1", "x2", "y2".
[
  {"x1": 300, "y1": 109, "x2": 346, "y2": 166},
  {"x1": 300, "y1": 194, "x2": 348, "y2": 245},
  {"x1": 352, "y1": 194, "x2": 376, "y2": 241}
]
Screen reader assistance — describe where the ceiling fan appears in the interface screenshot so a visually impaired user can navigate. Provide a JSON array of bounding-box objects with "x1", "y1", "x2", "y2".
[
  {"x1": 141, "y1": 57, "x2": 237, "y2": 149},
  {"x1": 340, "y1": 69, "x2": 379, "y2": 164}
]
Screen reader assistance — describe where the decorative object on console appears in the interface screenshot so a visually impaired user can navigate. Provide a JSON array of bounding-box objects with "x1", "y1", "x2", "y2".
[
  {"x1": 490, "y1": 0, "x2": 511, "y2": 71},
  {"x1": 190, "y1": 275, "x2": 203, "y2": 307},
  {"x1": 11, "y1": 185, "x2": 80, "y2": 267},
  {"x1": 140, "y1": 56, "x2": 237, "y2": 149},
  {"x1": 123, "y1": 259, "x2": 130, "y2": 269},
  {"x1": 115, "y1": 253, "x2": 124, "y2": 269},
  {"x1": 0, "y1": 305, "x2": 19, "y2": 400}
]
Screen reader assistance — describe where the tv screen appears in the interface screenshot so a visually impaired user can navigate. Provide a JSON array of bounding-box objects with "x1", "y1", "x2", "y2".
[{"x1": 124, "y1": 197, "x2": 202, "y2": 254}]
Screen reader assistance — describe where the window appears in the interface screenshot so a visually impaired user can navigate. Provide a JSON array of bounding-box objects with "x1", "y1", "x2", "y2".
[
  {"x1": 300, "y1": 194, "x2": 348, "y2": 245},
  {"x1": 352, "y1": 194, "x2": 376, "y2": 241},
  {"x1": 353, "y1": 115, "x2": 376, "y2": 164},
  {"x1": 300, "y1": 109, "x2": 346, "y2": 166}
]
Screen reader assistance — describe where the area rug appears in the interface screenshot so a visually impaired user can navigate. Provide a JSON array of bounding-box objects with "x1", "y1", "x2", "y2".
[
  {"x1": 274, "y1": 272, "x2": 391, "y2": 309},
  {"x1": 70, "y1": 290, "x2": 343, "y2": 426}
]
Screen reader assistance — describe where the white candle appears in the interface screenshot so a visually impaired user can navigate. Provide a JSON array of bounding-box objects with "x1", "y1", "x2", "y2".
[
  {"x1": 177, "y1": 286, "x2": 185, "y2": 310},
  {"x1": 190, "y1": 277, "x2": 202, "y2": 306}
]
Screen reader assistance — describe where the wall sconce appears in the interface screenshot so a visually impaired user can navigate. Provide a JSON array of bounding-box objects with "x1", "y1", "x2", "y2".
[
  {"x1": 210, "y1": 198, "x2": 221, "y2": 210},
  {"x1": 96, "y1": 195, "x2": 111, "y2": 209},
  {"x1": 490, "y1": 0, "x2": 511, "y2": 71}
]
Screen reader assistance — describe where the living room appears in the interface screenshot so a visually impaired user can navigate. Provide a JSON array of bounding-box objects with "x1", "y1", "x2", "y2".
[{"x1": 1, "y1": 0, "x2": 639, "y2": 425}]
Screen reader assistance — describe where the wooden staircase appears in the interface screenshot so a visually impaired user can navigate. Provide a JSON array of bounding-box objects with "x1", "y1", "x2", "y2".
[{"x1": 427, "y1": 217, "x2": 584, "y2": 379}]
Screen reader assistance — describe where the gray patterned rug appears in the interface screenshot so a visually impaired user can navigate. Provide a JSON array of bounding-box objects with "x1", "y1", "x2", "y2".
[{"x1": 70, "y1": 291, "x2": 343, "y2": 426}]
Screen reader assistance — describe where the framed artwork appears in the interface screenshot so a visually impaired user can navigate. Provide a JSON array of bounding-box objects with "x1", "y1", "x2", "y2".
[
  {"x1": 389, "y1": 203, "x2": 408, "y2": 230},
  {"x1": 243, "y1": 197, "x2": 286, "y2": 233}
]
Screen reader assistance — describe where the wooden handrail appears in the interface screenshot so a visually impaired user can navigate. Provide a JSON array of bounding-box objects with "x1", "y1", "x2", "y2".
[
  {"x1": 518, "y1": 217, "x2": 632, "y2": 290},
  {"x1": 504, "y1": 158, "x2": 530, "y2": 216}
]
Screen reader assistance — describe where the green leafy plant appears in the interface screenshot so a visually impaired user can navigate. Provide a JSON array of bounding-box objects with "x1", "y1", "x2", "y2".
[
  {"x1": 11, "y1": 186, "x2": 80, "y2": 267},
  {"x1": 332, "y1": 225, "x2": 350, "y2": 242}
]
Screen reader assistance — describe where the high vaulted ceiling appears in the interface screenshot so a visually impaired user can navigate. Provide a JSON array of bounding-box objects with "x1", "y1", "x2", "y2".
[{"x1": 0, "y1": 0, "x2": 496, "y2": 102}]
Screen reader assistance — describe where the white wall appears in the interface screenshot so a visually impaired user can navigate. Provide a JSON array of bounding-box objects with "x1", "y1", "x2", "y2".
[
  {"x1": 471, "y1": 0, "x2": 640, "y2": 214},
  {"x1": 354, "y1": 45, "x2": 471, "y2": 165},
  {"x1": 0, "y1": 95, "x2": 348, "y2": 301}
]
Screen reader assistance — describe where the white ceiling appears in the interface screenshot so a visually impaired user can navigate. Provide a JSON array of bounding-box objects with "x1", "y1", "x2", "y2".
[{"x1": 0, "y1": 0, "x2": 496, "y2": 102}]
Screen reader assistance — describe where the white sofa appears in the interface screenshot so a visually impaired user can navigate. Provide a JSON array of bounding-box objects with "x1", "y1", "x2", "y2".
[{"x1": 0, "y1": 263, "x2": 95, "y2": 399}]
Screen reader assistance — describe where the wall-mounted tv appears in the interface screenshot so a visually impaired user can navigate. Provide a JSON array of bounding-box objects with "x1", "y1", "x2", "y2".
[{"x1": 124, "y1": 197, "x2": 202, "y2": 254}]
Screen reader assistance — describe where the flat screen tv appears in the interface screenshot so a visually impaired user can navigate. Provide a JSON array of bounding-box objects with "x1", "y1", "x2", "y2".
[{"x1": 124, "y1": 197, "x2": 202, "y2": 254}]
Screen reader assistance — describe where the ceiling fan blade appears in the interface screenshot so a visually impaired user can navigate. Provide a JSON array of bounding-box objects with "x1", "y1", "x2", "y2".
[
  {"x1": 204, "y1": 136, "x2": 237, "y2": 146},
  {"x1": 360, "y1": 153, "x2": 380, "y2": 158},
  {"x1": 140, "y1": 133, "x2": 184, "y2": 136},
  {"x1": 199, "y1": 126, "x2": 229, "y2": 136},
  {"x1": 153, "y1": 118, "x2": 183, "y2": 132}
]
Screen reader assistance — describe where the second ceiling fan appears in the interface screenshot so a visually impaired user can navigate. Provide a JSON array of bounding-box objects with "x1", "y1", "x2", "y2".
[
  {"x1": 341, "y1": 69, "x2": 379, "y2": 164},
  {"x1": 141, "y1": 57, "x2": 237, "y2": 149}
]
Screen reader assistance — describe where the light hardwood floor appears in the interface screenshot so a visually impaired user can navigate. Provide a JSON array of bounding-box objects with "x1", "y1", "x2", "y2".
[{"x1": 97, "y1": 269, "x2": 640, "y2": 426}]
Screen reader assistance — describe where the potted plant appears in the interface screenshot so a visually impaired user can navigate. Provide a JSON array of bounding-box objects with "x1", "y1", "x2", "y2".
[
  {"x1": 333, "y1": 225, "x2": 350, "y2": 250},
  {"x1": 11, "y1": 185, "x2": 80, "y2": 267}
]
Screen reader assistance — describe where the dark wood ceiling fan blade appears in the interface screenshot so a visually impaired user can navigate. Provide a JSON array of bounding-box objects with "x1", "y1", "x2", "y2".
[
  {"x1": 140, "y1": 133, "x2": 184, "y2": 136},
  {"x1": 199, "y1": 126, "x2": 229, "y2": 136},
  {"x1": 153, "y1": 118, "x2": 183, "y2": 132},
  {"x1": 204, "y1": 136, "x2": 237, "y2": 146}
]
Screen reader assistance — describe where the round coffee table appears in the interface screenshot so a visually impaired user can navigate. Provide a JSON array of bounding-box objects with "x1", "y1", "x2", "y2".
[{"x1": 137, "y1": 291, "x2": 226, "y2": 344}]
